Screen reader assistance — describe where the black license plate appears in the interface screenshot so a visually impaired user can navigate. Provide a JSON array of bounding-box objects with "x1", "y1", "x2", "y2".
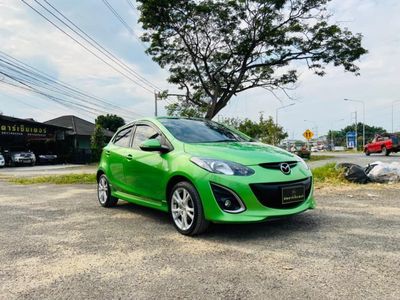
[{"x1": 281, "y1": 186, "x2": 305, "y2": 204}]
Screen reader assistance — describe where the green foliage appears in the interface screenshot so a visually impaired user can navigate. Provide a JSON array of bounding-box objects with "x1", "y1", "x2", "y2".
[
  {"x1": 138, "y1": 0, "x2": 367, "y2": 119},
  {"x1": 312, "y1": 163, "x2": 346, "y2": 185},
  {"x1": 166, "y1": 101, "x2": 208, "y2": 118},
  {"x1": 328, "y1": 123, "x2": 387, "y2": 149},
  {"x1": 10, "y1": 174, "x2": 96, "y2": 185},
  {"x1": 91, "y1": 124, "x2": 105, "y2": 162},
  {"x1": 222, "y1": 113, "x2": 288, "y2": 145},
  {"x1": 95, "y1": 114, "x2": 125, "y2": 132},
  {"x1": 308, "y1": 155, "x2": 334, "y2": 162}
]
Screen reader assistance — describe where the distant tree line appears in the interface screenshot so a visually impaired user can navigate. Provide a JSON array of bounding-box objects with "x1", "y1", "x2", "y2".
[{"x1": 328, "y1": 123, "x2": 387, "y2": 149}]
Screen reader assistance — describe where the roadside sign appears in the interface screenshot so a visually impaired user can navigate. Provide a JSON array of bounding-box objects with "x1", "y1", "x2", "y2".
[
  {"x1": 303, "y1": 129, "x2": 314, "y2": 141},
  {"x1": 346, "y1": 131, "x2": 357, "y2": 149}
]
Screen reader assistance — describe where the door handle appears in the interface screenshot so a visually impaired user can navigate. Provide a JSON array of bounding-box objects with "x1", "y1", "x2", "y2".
[
  {"x1": 105, "y1": 150, "x2": 110, "y2": 156},
  {"x1": 126, "y1": 154, "x2": 133, "y2": 161}
]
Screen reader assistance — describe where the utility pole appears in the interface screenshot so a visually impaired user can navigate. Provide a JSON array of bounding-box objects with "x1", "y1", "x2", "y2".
[
  {"x1": 154, "y1": 92, "x2": 187, "y2": 117},
  {"x1": 154, "y1": 92, "x2": 158, "y2": 117},
  {"x1": 350, "y1": 111, "x2": 358, "y2": 150},
  {"x1": 344, "y1": 98, "x2": 365, "y2": 149}
]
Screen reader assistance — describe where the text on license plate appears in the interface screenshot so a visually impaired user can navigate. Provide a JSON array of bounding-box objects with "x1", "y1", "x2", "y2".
[{"x1": 281, "y1": 186, "x2": 305, "y2": 204}]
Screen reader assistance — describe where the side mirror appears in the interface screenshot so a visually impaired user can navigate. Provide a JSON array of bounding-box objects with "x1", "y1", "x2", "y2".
[{"x1": 139, "y1": 139, "x2": 170, "y2": 153}]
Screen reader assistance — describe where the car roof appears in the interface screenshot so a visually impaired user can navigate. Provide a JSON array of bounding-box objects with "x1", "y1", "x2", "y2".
[{"x1": 119, "y1": 116, "x2": 208, "y2": 131}]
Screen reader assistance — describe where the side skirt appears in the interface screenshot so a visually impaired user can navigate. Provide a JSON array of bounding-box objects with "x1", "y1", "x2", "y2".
[{"x1": 113, "y1": 190, "x2": 168, "y2": 212}]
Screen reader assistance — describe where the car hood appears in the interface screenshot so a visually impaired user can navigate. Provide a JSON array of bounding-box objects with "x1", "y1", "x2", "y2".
[{"x1": 184, "y1": 142, "x2": 297, "y2": 165}]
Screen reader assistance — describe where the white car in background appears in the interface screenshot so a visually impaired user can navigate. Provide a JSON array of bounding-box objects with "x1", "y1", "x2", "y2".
[
  {"x1": 0, "y1": 154, "x2": 5, "y2": 168},
  {"x1": 10, "y1": 151, "x2": 36, "y2": 166}
]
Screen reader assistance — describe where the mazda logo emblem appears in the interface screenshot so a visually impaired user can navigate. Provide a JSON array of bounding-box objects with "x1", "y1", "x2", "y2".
[{"x1": 280, "y1": 163, "x2": 291, "y2": 175}]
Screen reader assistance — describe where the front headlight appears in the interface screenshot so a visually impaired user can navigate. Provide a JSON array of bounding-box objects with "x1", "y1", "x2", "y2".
[
  {"x1": 190, "y1": 157, "x2": 255, "y2": 176},
  {"x1": 295, "y1": 156, "x2": 310, "y2": 170}
]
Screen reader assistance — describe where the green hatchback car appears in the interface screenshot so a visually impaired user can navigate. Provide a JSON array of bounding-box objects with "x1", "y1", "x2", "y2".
[{"x1": 97, "y1": 117, "x2": 315, "y2": 235}]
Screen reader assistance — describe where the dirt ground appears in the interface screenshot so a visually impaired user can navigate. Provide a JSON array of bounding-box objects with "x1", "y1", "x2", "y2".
[{"x1": 0, "y1": 181, "x2": 399, "y2": 300}]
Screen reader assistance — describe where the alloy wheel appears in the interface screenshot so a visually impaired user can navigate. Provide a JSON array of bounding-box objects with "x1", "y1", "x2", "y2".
[
  {"x1": 98, "y1": 176, "x2": 108, "y2": 205},
  {"x1": 171, "y1": 187, "x2": 195, "y2": 231}
]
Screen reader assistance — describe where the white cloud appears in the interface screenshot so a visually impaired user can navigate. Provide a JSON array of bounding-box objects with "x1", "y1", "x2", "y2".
[{"x1": 0, "y1": 0, "x2": 399, "y2": 137}]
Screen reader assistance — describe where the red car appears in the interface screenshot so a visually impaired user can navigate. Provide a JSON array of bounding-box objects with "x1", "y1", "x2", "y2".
[{"x1": 364, "y1": 134, "x2": 400, "y2": 156}]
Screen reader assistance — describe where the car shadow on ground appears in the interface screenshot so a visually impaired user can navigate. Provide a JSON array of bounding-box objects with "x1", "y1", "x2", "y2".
[{"x1": 111, "y1": 201, "x2": 321, "y2": 241}]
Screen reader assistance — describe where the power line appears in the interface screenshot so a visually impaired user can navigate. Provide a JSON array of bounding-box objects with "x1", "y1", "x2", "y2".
[
  {"x1": 126, "y1": 0, "x2": 135, "y2": 10},
  {"x1": 21, "y1": 0, "x2": 156, "y2": 94},
  {"x1": 0, "y1": 76, "x2": 105, "y2": 117},
  {"x1": 0, "y1": 57, "x2": 139, "y2": 120},
  {"x1": 0, "y1": 54, "x2": 141, "y2": 119},
  {"x1": 42, "y1": 0, "x2": 159, "y2": 91},
  {"x1": 102, "y1": 0, "x2": 147, "y2": 49},
  {"x1": 0, "y1": 50, "x2": 142, "y2": 117}
]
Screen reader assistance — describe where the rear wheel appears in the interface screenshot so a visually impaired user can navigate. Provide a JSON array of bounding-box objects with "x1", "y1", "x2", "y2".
[
  {"x1": 382, "y1": 146, "x2": 389, "y2": 156},
  {"x1": 97, "y1": 174, "x2": 118, "y2": 207},
  {"x1": 169, "y1": 182, "x2": 210, "y2": 236}
]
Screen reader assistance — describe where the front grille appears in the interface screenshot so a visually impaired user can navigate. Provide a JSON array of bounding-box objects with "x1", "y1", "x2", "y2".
[
  {"x1": 250, "y1": 177, "x2": 312, "y2": 209},
  {"x1": 259, "y1": 161, "x2": 297, "y2": 170}
]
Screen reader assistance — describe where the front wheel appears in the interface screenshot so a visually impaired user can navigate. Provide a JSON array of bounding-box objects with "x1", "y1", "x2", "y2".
[
  {"x1": 97, "y1": 174, "x2": 118, "y2": 207},
  {"x1": 169, "y1": 182, "x2": 210, "y2": 236},
  {"x1": 365, "y1": 149, "x2": 370, "y2": 156}
]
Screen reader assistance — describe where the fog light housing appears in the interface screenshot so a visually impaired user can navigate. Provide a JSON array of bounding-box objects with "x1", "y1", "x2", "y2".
[{"x1": 210, "y1": 183, "x2": 246, "y2": 213}]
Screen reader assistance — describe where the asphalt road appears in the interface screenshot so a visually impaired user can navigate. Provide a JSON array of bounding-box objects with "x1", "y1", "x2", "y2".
[
  {"x1": 0, "y1": 181, "x2": 399, "y2": 299},
  {"x1": 309, "y1": 151, "x2": 400, "y2": 168},
  {"x1": 0, "y1": 164, "x2": 97, "y2": 177}
]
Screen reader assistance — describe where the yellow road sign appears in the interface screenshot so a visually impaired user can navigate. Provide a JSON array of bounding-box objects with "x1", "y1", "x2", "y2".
[{"x1": 303, "y1": 129, "x2": 314, "y2": 140}]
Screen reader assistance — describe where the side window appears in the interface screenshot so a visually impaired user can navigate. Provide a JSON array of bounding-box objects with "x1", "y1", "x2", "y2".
[
  {"x1": 132, "y1": 125, "x2": 161, "y2": 149},
  {"x1": 113, "y1": 127, "x2": 133, "y2": 148}
]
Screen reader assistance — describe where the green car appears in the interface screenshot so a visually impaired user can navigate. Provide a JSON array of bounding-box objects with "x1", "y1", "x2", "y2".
[{"x1": 97, "y1": 117, "x2": 315, "y2": 235}]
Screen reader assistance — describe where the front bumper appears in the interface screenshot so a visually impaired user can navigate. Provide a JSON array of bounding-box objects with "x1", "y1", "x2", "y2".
[
  {"x1": 194, "y1": 165, "x2": 315, "y2": 223},
  {"x1": 12, "y1": 158, "x2": 34, "y2": 164}
]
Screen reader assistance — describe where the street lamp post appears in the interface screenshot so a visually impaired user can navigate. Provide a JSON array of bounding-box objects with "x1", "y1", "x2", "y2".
[
  {"x1": 276, "y1": 103, "x2": 295, "y2": 127},
  {"x1": 344, "y1": 98, "x2": 365, "y2": 149},
  {"x1": 275, "y1": 103, "x2": 295, "y2": 145},
  {"x1": 392, "y1": 100, "x2": 400, "y2": 133}
]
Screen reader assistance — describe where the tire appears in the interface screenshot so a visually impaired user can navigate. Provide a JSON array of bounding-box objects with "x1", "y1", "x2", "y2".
[
  {"x1": 97, "y1": 174, "x2": 118, "y2": 207},
  {"x1": 365, "y1": 150, "x2": 370, "y2": 156},
  {"x1": 382, "y1": 146, "x2": 389, "y2": 156},
  {"x1": 169, "y1": 181, "x2": 210, "y2": 236}
]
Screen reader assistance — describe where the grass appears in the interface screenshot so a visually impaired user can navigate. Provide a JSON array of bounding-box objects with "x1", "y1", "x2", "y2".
[
  {"x1": 10, "y1": 173, "x2": 96, "y2": 185},
  {"x1": 307, "y1": 155, "x2": 335, "y2": 162},
  {"x1": 8, "y1": 163, "x2": 347, "y2": 188},
  {"x1": 312, "y1": 163, "x2": 346, "y2": 185}
]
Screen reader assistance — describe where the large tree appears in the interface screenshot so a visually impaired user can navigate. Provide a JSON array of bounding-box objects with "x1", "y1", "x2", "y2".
[
  {"x1": 138, "y1": 0, "x2": 367, "y2": 119},
  {"x1": 223, "y1": 113, "x2": 288, "y2": 145},
  {"x1": 95, "y1": 114, "x2": 125, "y2": 132}
]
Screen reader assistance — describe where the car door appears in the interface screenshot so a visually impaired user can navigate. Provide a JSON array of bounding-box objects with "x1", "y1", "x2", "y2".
[
  {"x1": 123, "y1": 123, "x2": 170, "y2": 203},
  {"x1": 106, "y1": 125, "x2": 134, "y2": 192}
]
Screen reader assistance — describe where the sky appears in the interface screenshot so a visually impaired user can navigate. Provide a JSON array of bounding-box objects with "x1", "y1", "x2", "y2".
[{"x1": 0, "y1": 0, "x2": 399, "y2": 139}]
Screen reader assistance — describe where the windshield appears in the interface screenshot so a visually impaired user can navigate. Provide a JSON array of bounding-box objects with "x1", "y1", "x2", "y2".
[{"x1": 159, "y1": 118, "x2": 253, "y2": 143}]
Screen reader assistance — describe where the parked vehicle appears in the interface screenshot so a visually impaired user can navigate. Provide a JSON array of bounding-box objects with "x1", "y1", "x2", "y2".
[
  {"x1": 37, "y1": 154, "x2": 58, "y2": 165},
  {"x1": 10, "y1": 151, "x2": 36, "y2": 166},
  {"x1": 97, "y1": 117, "x2": 315, "y2": 236},
  {"x1": 0, "y1": 154, "x2": 5, "y2": 168},
  {"x1": 364, "y1": 134, "x2": 400, "y2": 156}
]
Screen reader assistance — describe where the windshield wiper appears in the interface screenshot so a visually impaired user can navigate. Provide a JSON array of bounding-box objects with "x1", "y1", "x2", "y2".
[{"x1": 210, "y1": 139, "x2": 238, "y2": 143}]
